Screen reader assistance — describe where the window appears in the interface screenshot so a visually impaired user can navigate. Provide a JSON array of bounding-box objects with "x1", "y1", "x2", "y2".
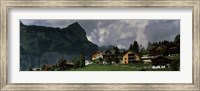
[{"x1": 125, "y1": 58, "x2": 126, "y2": 60}]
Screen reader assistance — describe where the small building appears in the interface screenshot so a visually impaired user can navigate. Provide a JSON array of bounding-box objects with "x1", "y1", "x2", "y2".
[
  {"x1": 148, "y1": 45, "x2": 167, "y2": 56},
  {"x1": 102, "y1": 50, "x2": 117, "y2": 64},
  {"x1": 167, "y1": 44, "x2": 180, "y2": 55},
  {"x1": 103, "y1": 50, "x2": 114, "y2": 58},
  {"x1": 92, "y1": 51, "x2": 103, "y2": 61},
  {"x1": 141, "y1": 56, "x2": 153, "y2": 64},
  {"x1": 57, "y1": 59, "x2": 67, "y2": 67},
  {"x1": 85, "y1": 60, "x2": 92, "y2": 65},
  {"x1": 42, "y1": 64, "x2": 53, "y2": 71},
  {"x1": 57, "y1": 59, "x2": 74, "y2": 70},
  {"x1": 151, "y1": 56, "x2": 172, "y2": 69},
  {"x1": 66, "y1": 61, "x2": 73, "y2": 65},
  {"x1": 118, "y1": 49, "x2": 126, "y2": 62},
  {"x1": 122, "y1": 50, "x2": 141, "y2": 64},
  {"x1": 32, "y1": 68, "x2": 41, "y2": 71}
]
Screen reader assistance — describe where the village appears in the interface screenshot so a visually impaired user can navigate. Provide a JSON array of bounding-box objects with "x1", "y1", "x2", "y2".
[
  {"x1": 32, "y1": 39, "x2": 180, "y2": 71},
  {"x1": 88, "y1": 41, "x2": 179, "y2": 71}
]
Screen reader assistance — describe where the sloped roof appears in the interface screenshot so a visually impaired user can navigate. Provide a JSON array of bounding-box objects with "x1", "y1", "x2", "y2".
[
  {"x1": 110, "y1": 50, "x2": 116, "y2": 54},
  {"x1": 43, "y1": 64, "x2": 53, "y2": 68},
  {"x1": 57, "y1": 59, "x2": 67, "y2": 65},
  {"x1": 92, "y1": 51, "x2": 103, "y2": 55},
  {"x1": 103, "y1": 50, "x2": 112, "y2": 55},
  {"x1": 151, "y1": 56, "x2": 172, "y2": 64},
  {"x1": 123, "y1": 50, "x2": 138, "y2": 56},
  {"x1": 148, "y1": 45, "x2": 156, "y2": 50},
  {"x1": 148, "y1": 44, "x2": 167, "y2": 51}
]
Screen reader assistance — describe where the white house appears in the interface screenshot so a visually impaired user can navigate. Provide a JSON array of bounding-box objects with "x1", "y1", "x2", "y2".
[
  {"x1": 32, "y1": 68, "x2": 41, "y2": 71},
  {"x1": 141, "y1": 56, "x2": 153, "y2": 64},
  {"x1": 85, "y1": 60, "x2": 92, "y2": 65}
]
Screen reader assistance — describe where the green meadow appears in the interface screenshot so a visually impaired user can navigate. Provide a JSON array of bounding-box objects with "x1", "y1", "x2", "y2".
[{"x1": 70, "y1": 63, "x2": 151, "y2": 71}]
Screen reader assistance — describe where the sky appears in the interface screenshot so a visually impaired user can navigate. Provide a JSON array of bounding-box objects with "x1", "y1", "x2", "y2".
[{"x1": 21, "y1": 19, "x2": 180, "y2": 49}]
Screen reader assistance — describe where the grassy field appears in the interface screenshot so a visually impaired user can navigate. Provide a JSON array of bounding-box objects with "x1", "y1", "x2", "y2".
[
  {"x1": 66, "y1": 55, "x2": 180, "y2": 71},
  {"x1": 70, "y1": 63, "x2": 151, "y2": 71}
]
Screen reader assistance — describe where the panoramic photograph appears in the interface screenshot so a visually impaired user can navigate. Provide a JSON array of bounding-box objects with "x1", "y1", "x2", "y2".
[{"x1": 20, "y1": 19, "x2": 180, "y2": 71}]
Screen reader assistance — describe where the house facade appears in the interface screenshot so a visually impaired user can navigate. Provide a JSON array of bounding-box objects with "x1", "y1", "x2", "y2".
[
  {"x1": 151, "y1": 56, "x2": 172, "y2": 69},
  {"x1": 92, "y1": 51, "x2": 103, "y2": 61},
  {"x1": 148, "y1": 44, "x2": 179, "y2": 57},
  {"x1": 148, "y1": 45, "x2": 167, "y2": 56},
  {"x1": 42, "y1": 64, "x2": 53, "y2": 71},
  {"x1": 122, "y1": 50, "x2": 141, "y2": 64},
  {"x1": 103, "y1": 50, "x2": 114, "y2": 58},
  {"x1": 85, "y1": 60, "x2": 92, "y2": 65},
  {"x1": 166, "y1": 44, "x2": 180, "y2": 55},
  {"x1": 141, "y1": 56, "x2": 153, "y2": 64},
  {"x1": 102, "y1": 50, "x2": 115, "y2": 64}
]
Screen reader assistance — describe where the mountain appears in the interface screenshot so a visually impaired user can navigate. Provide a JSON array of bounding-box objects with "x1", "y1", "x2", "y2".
[{"x1": 20, "y1": 21, "x2": 98, "y2": 71}]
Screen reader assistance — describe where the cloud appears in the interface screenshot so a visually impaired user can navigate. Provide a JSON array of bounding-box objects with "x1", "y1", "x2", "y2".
[
  {"x1": 21, "y1": 19, "x2": 180, "y2": 49},
  {"x1": 86, "y1": 20, "x2": 150, "y2": 49},
  {"x1": 144, "y1": 20, "x2": 180, "y2": 43}
]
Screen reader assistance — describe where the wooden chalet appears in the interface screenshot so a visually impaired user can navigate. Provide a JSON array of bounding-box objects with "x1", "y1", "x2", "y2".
[
  {"x1": 42, "y1": 64, "x2": 53, "y2": 71},
  {"x1": 151, "y1": 56, "x2": 172, "y2": 69},
  {"x1": 122, "y1": 50, "x2": 141, "y2": 64},
  {"x1": 92, "y1": 51, "x2": 103, "y2": 61},
  {"x1": 148, "y1": 43, "x2": 180, "y2": 56},
  {"x1": 57, "y1": 59, "x2": 73, "y2": 70},
  {"x1": 148, "y1": 45, "x2": 167, "y2": 56}
]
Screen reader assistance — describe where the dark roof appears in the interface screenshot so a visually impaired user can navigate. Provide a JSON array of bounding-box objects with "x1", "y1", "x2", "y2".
[
  {"x1": 151, "y1": 56, "x2": 172, "y2": 64},
  {"x1": 43, "y1": 64, "x2": 53, "y2": 68},
  {"x1": 123, "y1": 50, "x2": 138, "y2": 56},
  {"x1": 148, "y1": 44, "x2": 167, "y2": 51},
  {"x1": 167, "y1": 44, "x2": 179, "y2": 49},
  {"x1": 57, "y1": 59, "x2": 66, "y2": 64},
  {"x1": 148, "y1": 45, "x2": 156, "y2": 50},
  {"x1": 103, "y1": 50, "x2": 112, "y2": 55},
  {"x1": 92, "y1": 51, "x2": 102, "y2": 55},
  {"x1": 110, "y1": 50, "x2": 116, "y2": 54}
]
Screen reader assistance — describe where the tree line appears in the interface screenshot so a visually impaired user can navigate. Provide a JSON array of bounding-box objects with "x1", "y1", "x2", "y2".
[{"x1": 128, "y1": 34, "x2": 180, "y2": 56}]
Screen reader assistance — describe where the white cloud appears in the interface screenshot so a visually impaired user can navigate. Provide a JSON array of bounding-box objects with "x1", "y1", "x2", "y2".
[
  {"x1": 21, "y1": 19, "x2": 180, "y2": 49},
  {"x1": 86, "y1": 35, "x2": 92, "y2": 42},
  {"x1": 120, "y1": 33, "x2": 133, "y2": 39},
  {"x1": 86, "y1": 20, "x2": 150, "y2": 49},
  {"x1": 117, "y1": 44, "x2": 126, "y2": 49}
]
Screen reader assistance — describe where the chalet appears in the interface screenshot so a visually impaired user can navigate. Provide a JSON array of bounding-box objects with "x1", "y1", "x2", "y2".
[
  {"x1": 66, "y1": 61, "x2": 73, "y2": 65},
  {"x1": 57, "y1": 59, "x2": 73, "y2": 70},
  {"x1": 32, "y1": 68, "x2": 41, "y2": 71},
  {"x1": 148, "y1": 43, "x2": 180, "y2": 57},
  {"x1": 103, "y1": 50, "x2": 114, "y2": 58},
  {"x1": 92, "y1": 51, "x2": 103, "y2": 61},
  {"x1": 85, "y1": 60, "x2": 92, "y2": 65},
  {"x1": 42, "y1": 64, "x2": 53, "y2": 71},
  {"x1": 102, "y1": 50, "x2": 119, "y2": 64},
  {"x1": 117, "y1": 49, "x2": 125, "y2": 62},
  {"x1": 148, "y1": 45, "x2": 167, "y2": 56},
  {"x1": 166, "y1": 44, "x2": 180, "y2": 55},
  {"x1": 57, "y1": 59, "x2": 67, "y2": 66},
  {"x1": 122, "y1": 50, "x2": 141, "y2": 64},
  {"x1": 141, "y1": 56, "x2": 153, "y2": 64},
  {"x1": 151, "y1": 56, "x2": 172, "y2": 69}
]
